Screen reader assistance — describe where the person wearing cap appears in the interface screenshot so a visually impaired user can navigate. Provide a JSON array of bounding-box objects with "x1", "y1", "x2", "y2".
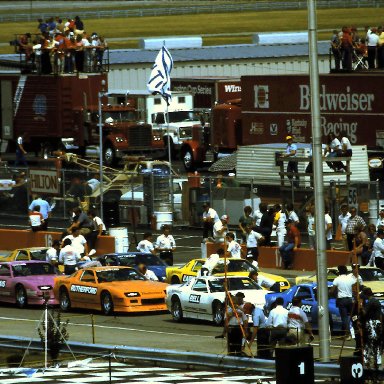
[
  {"x1": 226, "y1": 292, "x2": 248, "y2": 356},
  {"x1": 280, "y1": 135, "x2": 299, "y2": 188},
  {"x1": 213, "y1": 215, "x2": 228, "y2": 243},
  {"x1": 372, "y1": 228, "x2": 384, "y2": 269},
  {"x1": 226, "y1": 232, "x2": 242, "y2": 259},
  {"x1": 202, "y1": 202, "x2": 219, "y2": 241},
  {"x1": 360, "y1": 286, "x2": 383, "y2": 368}
]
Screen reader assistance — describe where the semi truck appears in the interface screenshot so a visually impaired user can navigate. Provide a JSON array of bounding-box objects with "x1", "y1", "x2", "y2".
[
  {"x1": 183, "y1": 73, "x2": 384, "y2": 171},
  {"x1": 0, "y1": 72, "x2": 155, "y2": 165}
]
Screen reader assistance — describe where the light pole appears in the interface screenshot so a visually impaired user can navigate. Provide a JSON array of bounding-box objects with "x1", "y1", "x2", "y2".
[{"x1": 98, "y1": 80, "x2": 106, "y2": 222}]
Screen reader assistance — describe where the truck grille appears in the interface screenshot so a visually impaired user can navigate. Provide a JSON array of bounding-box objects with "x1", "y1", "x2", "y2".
[{"x1": 128, "y1": 125, "x2": 153, "y2": 147}]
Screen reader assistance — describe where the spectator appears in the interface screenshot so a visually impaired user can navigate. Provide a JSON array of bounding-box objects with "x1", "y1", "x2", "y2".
[
  {"x1": 338, "y1": 204, "x2": 351, "y2": 250},
  {"x1": 340, "y1": 26, "x2": 353, "y2": 71},
  {"x1": 137, "y1": 263, "x2": 158, "y2": 281},
  {"x1": 245, "y1": 224, "x2": 264, "y2": 263},
  {"x1": 306, "y1": 205, "x2": 316, "y2": 250},
  {"x1": 372, "y1": 228, "x2": 384, "y2": 269},
  {"x1": 86, "y1": 174, "x2": 100, "y2": 194},
  {"x1": 199, "y1": 248, "x2": 224, "y2": 276},
  {"x1": 367, "y1": 27, "x2": 379, "y2": 69},
  {"x1": 325, "y1": 207, "x2": 333, "y2": 250},
  {"x1": 29, "y1": 195, "x2": 52, "y2": 230},
  {"x1": 46, "y1": 239, "x2": 61, "y2": 270},
  {"x1": 59, "y1": 238, "x2": 81, "y2": 275},
  {"x1": 66, "y1": 206, "x2": 93, "y2": 237},
  {"x1": 254, "y1": 203, "x2": 274, "y2": 246},
  {"x1": 274, "y1": 204, "x2": 287, "y2": 248},
  {"x1": 354, "y1": 224, "x2": 370, "y2": 265},
  {"x1": 63, "y1": 227, "x2": 89, "y2": 257},
  {"x1": 74, "y1": 16, "x2": 84, "y2": 34},
  {"x1": 155, "y1": 224, "x2": 176, "y2": 266},
  {"x1": 213, "y1": 215, "x2": 228, "y2": 243},
  {"x1": 137, "y1": 232, "x2": 156, "y2": 255},
  {"x1": 15, "y1": 133, "x2": 27, "y2": 167},
  {"x1": 287, "y1": 297, "x2": 314, "y2": 345},
  {"x1": 238, "y1": 205, "x2": 255, "y2": 243},
  {"x1": 202, "y1": 202, "x2": 219, "y2": 241},
  {"x1": 286, "y1": 203, "x2": 299, "y2": 225},
  {"x1": 267, "y1": 297, "x2": 288, "y2": 351},
  {"x1": 376, "y1": 209, "x2": 384, "y2": 230},
  {"x1": 345, "y1": 207, "x2": 366, "y2": 251},
  {"x1": 87, "y1": 209, "x2": 106, "y2": 254},
  {"x1": 74, "y1": 34, "x2": 84, "y2": 72},
  {"x1": 325, "y1": 133, "x2": 344, "y2": 171},
  {"x1": 249, "y1": 270, "x2": 280, "y2": 293},
  {"x1": 330, "y1": 29, "x2": 341, "y2": 70},
  {"x1": 29, "y1": 205, "x2": 44, "y2": 232},
  {"x1": 280, "y1": 135, "x2": 299, "y2": 187},
  {"x1": 253, "y1": 206, "x2": 263, "y2": 227},
  {"x1": 226, "y1": 232, "x2": 241, "y2": 259},
  {"x1": 279, "y1": 220, "x2": 301, "y2": 269}
]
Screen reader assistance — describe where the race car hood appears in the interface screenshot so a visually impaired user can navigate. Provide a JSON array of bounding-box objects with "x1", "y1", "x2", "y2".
[
  {"x1": 148, "y1": 266, "x2": 166, "y2": 281},
  {"x1": 366, "y1": 281, "x2": 384, "y2": 296},
  {"x1": 100, "y1": 280, "x2": 168, "y2": 293}
]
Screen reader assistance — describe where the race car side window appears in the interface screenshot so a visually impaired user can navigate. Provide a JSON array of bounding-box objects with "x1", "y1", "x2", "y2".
[
  {"x1": 294, "y1": 286, "x2": 313, "y2": 300},
  {"x1": 15, "y1": 251, "x2": 29, "y2": 261},
  {"x1": 191, "y1": 261, "x2": 203, "y2": 273},
  {"x1": 0, "y1": 265, "x2": 10, "y2": 276},
  {"x1": 80, "y1": 270, "x2": 96, "y2": 283},
  {"x1": 192, "y1": 279, "x2": 208, "y2": 292}
]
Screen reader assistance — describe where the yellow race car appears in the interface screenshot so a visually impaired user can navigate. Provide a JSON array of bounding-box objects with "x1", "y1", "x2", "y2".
[
  {"x1": 296, "y1": 266, "x2": 384, "y2": 297},
  {"x1": 0, "y1": 247, "x2": 49, "y2": 262},
  {"x1": 166, "y1": 258, "x2": 290, "y2": 292}
]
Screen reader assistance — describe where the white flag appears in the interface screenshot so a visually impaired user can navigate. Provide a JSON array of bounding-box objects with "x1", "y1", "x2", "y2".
[{"x1": 147, "y1": 46, "x2": 173, "y2": 105}]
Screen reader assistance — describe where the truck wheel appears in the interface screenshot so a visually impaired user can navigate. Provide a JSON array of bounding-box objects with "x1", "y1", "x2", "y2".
[
  {"x1": 103, "y1": 145, "x2": 116, "y2": 166},
  {"x1": 182, "y1": 148, "x2": 195, "y2": 172}
]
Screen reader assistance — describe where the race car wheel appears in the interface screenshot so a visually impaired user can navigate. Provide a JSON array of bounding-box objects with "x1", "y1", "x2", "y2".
[
  {"x1": 59, "y1": 288, "x2": 71, "y2": 311},
  {"x1": 101, "y1": 291, "x2": 114, "y2": 315},
  {"x1": 212, "y1": 301, "x2": 224, "y2": 326},
  {"x1": 15, "y1": 285, "x2": 27, "y2": 308},
  {"x1": 171, "y1": 276, "x2": 180, "y2": 284},
  {"x1": 171, "y1": 297, "x2": 183, "y2": 322}
]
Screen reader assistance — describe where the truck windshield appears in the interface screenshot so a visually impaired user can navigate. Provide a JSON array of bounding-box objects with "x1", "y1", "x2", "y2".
[
  {"x1": 167, "y1": 111, "x2": 197, "y2": 123},
  {"x1": 102, "y1": 111, "x2": 139, "y2": 122}
]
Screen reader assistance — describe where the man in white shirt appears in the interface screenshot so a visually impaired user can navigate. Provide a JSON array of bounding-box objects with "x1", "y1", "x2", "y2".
[
  {"x1": 280, "y1": 135, "x2": 299, "y2": 187},
  {"x1": 199, "y1": 248, "x2": 224, "y2": 276},
  {"x1": 267, "y1": 297, "x2": 288, "y2": 349},
  {"x1": 29, "y1": 195, "x2": 52, "y2": 230},
  {"x1": 63, "y1": 227, "x2": 88, "y2": 257},
  {"x1": 325, "y1": 210, "x2": 333, "y2": 250},
  {"x1": 226, "y1": 232, "x2": 242, "y2": 258},
  {"x1": 372, "y1": 228, "x2": 384, "y2": 270},
  {"x1": 137, "y1": 263, "x2": 158, "y2": 281},
  {"x1": 326, "y1": 133, "x2": 344, "y2": 171},
  {"x1": 286, "y1": 203, "x2": 299, "y2": 225},
  {"x1": 137, "y1": 232, "x2": 156, "y2": 255},
  {"x1": 288, "y1": 297, "x2": 314, "y2": 345},
  {"x1": 213, "y1": 215, "x2": 228, "y2": 243},
  {"x1": 331, "y1": 265, "x2": 357, "y2": 338},
  {"x1": 155, "y1": 224, "x2": 176, "y2": 266},
  {"x1": 249, "y1": 271, "x2": 280, "y2": 292},
  {"x1": 338, "y1": 204, "x2": 351, "y2": 250},
  {"x1": 46, "y1": 239, "x2": 61, "y2": 271},
  {"x1": 59, "y1": 238, "x2": 82, "y2": 275},
  {"x1": 202, "y1": 202, "x2": 219, "y2": 240},
  {"x1": 245, "y1": 224, "x2": 264, "y2": 263},
  {"x1": 376, "y1": 209, "x2": 384, "y2": 231},
  {"x1": 87, "y1": 209, "x2": 106, "y2": 254}
]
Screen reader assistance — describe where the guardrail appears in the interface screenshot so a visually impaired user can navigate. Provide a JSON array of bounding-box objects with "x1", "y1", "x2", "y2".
[{"x1": 1, "y1": 1, "x2": 383, "y2": 23}]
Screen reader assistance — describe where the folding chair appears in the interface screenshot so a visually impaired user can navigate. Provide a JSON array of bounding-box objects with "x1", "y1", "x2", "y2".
[{"x1": 353, "y1": 49, "x2": 369, "y2": 70}]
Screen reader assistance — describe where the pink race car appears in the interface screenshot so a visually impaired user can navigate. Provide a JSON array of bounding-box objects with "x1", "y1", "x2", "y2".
[{"x1": 0, "y1": 261, "x2": 59, "y2": 308}]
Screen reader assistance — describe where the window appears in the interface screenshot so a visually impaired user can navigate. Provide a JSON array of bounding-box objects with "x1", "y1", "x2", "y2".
[
  {"x1": 154, "y1": 98, "x2": 162, "y2": 105},
  {"x1": 191, "y1": 261, "x2": 203, "y2": 273},
  {"x1": 192, "y1": 279, "x2": 208, "y2": 292},
  {"x1": 178, "y1": 96, "x2": 186, "y2": 104},
  {"x1": 80, "y1": 270, "x2": 96, "y2": 283},
  {"x1": 0, "y1": 265, "x2": 10, "y2": 276},
  {"x1": 294, "y1": 286, "x2": 313, "y2": 300},
  {"x1": 15, "y1": 251, "x2": 29, "y2": 261}
]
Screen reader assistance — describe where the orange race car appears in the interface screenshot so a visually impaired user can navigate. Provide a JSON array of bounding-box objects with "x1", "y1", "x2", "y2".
[{"x1": 54, "y1": 266, "x2": 168, "y2": 315}]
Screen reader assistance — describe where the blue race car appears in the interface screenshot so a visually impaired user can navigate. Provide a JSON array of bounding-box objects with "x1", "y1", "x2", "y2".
[
  {"x1": 97, "y1": 252, "x2": 167, "y2": 281},
  {"x1": 265, "y1": 282, "x2": 342, "y2": 331}
]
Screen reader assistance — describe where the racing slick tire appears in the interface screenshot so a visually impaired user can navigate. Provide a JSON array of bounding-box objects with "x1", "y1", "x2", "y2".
[
  {"x1": 171, "y1": 297, "x2": 183, "y2": 322},
  {"x1": 212, "y1": 301, "x2": 224, "y2": 326},
  {"x1": 101, "y1": 291, "x2": 114, "y2": 316},
  {"x1": 15, "y1": 285, "x2": 27, "y2": 308},
  {"x1": 59, "y1": 288, "x2": 71, "y2": 311}
]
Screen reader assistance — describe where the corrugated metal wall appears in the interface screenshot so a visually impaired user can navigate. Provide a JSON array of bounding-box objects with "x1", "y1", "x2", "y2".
[{"x1": 108, "y1": 57, "x2": 330, "y2": 90}]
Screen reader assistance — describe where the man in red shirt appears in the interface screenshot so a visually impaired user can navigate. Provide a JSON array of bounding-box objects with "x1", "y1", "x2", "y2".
[{"x1": 279, "y1": 220, "x2": 301, "y2": 269}]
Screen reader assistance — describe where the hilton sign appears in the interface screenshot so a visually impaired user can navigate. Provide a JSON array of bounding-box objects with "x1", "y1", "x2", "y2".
[{"x1": 29, "y1": 169, "x2": 60, "y2": 195}]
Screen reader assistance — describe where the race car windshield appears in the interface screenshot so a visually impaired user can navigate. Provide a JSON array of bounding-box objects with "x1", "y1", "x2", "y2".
[
  {"x1": 12, "y1": 263, "x2": 55, "y2": 276},
  {"x1": 359, "y1": 268, "x2": 384, "y2": 281},
  {"x1": 209, "y1": 278, "x2": 261, "y2": 293},
  {"x1": 96, "y1": 268, "x2": 145, "y2": 282},
  {"x1": 213, "y1": 259, "x2": 257, "y2": 274},
  {"x1": 115, "y1": 254, "x2": 164, "y2": 267},
  {"x1": 30, "y1": 249, "x2": 48, "y2": 261}
]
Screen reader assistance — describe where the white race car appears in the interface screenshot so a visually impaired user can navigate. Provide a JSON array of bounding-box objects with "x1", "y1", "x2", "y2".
[{"x1": 166, "y1": 275, "x2": 269, "y2": 325}]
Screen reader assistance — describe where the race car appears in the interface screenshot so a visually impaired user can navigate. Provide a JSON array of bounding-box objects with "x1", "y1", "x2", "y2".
[
  {"x1": 0, "y1": 247, "x2": 49, "y2": 262},
  {"x1": 166, "y1": 258, "x2": 290, "y2": 291},
  {"x1": 54, "y1": 266, "x2": 168, "y2": 315},
  {"x1": 265, "y1": 282, "x2": 343, "y2": 331},
  {"x1": 166, "y1": 276, "x2": 269, "y2": 325},
  {"x1": 97, "y1": 252, "x2": 167, "y2": 281},
  {"x1": 0, "y1": 261, "x2": 58, "y2": 308},
  {"x1": 295, "y1": 266, "x2": 384, "y2": 298}
]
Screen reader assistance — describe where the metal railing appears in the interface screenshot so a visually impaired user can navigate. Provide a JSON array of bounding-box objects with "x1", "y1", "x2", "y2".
[{"x1": 0, "y1": 1, "x2": 383, "y2": 22}]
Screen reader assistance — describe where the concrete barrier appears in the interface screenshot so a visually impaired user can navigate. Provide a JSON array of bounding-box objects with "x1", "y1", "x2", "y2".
[
  {"x1": 0, "y1": 229, "x2": 115, "y2": 255},
  {"x1": 205, "y1": 242, "x2": 350, "y2": 271}
]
